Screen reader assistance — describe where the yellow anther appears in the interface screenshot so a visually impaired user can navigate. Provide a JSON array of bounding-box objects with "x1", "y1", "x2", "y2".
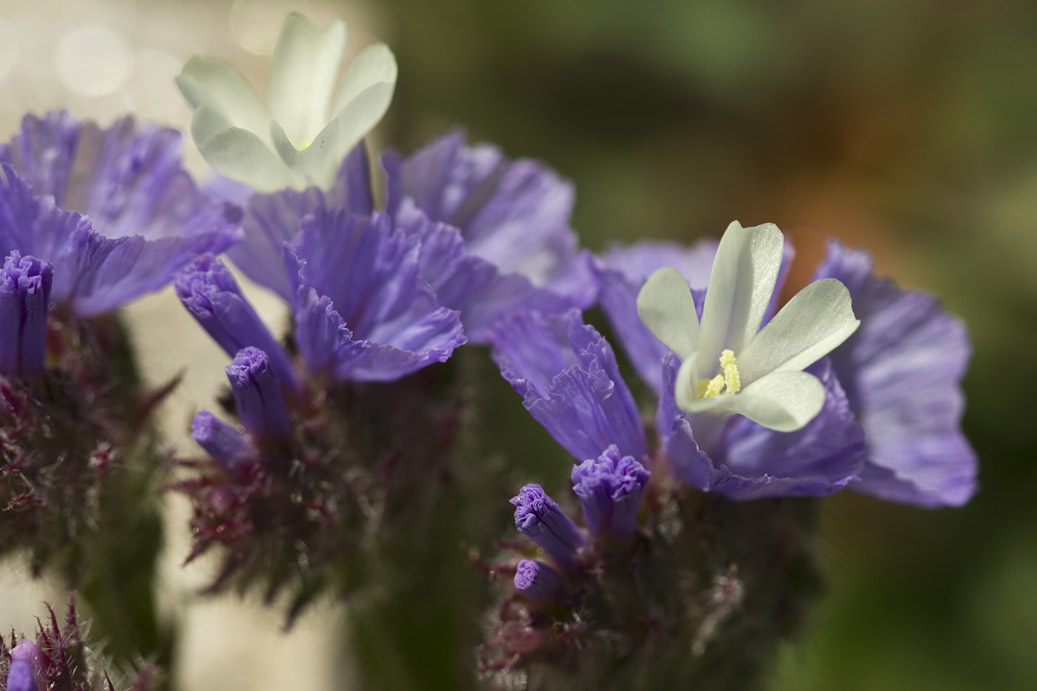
[
  {"x1": 695, "y1": 350, "x2": 742, "y2": 399},
  {"x1": 701, "y1": 373, "x2": 726, "y2": 398},
  {"x1": 720, "y1": 349, "x2": 741, "y2": 393}
]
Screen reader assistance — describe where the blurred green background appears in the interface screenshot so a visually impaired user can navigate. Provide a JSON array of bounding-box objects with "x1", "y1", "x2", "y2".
[
  {"x1": 0, "y1": 0, "x2": 1033, "y2": 688},
  {"x1": 378, "y1": 1, "x2": 1036, "y2": 689}
]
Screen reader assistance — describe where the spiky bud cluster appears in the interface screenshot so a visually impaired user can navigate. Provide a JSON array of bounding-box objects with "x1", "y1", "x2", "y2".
[
  {"x1": 0, "y1": 311, "x2": 168, "y2": 584},
  {"x1": 0, "y1": 598, "x2": 158, "y2": 691},
  {"x1": 176, "y1": 356, "x2": 469, "y2": 624},
  {"x1": 479, "y1": 463, "x2": 822, "y2": 690}
]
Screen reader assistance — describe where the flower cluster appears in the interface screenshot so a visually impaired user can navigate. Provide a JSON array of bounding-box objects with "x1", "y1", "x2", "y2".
[
  {"x1": 0, "y1": 9, "x2": 979, "y2": 690},
  {"x1": 478, "y1": 219, "x2": 976, "y2": 680}
]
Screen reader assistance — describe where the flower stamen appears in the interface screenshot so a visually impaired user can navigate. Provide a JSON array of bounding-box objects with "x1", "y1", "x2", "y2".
[{"x1": 696, "y1": 349, "x2": 742, "y2": 399}]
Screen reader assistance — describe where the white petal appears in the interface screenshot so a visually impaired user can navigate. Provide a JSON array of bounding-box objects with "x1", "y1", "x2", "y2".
[
  {"x1": 197, "y1": 127, "x2": 298, "y2": 192},
  {"x1": 190, "y1": 105, "x2": 233, "y2": 147},
  {"x1": 674, "y1": 354, "x2": 700, "y2": 410},
  {"x1": 270, "y1": 118, "x2": 341, "y2": 189},
  {"x1": 680, "y1": 370, "x2": 826, "y2": 432},
  {"x1": 738, "y1": 278, "x2": 860, "y2": 384},
  {"x1": 636, "y1": 267, "x2": 699, "y2": 359},
  {"x1": 332, "y1": 43, "x2": 398, "y2": 115},
  {"x1": 176, "y1": 57, "x2": 269, "y2": 137},
  {"x1": 268, "y1": 13, "x2": 347, "y2": 146},
  {"x1": 332, "y1": 82, "x2": 395, "y2": 162},
  {"x1": 697, "y1": 221, "x2": 783, "y2": 379}
]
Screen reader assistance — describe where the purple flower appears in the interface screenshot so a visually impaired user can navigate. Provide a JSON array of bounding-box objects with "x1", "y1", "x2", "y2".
[
  {"x1": 191, "y1": 411, "x2": 253, "y2": 474},
  {"x1": 0, "y1": 112, "x2": 241, "y2": 315},
  {"x1": 226, "y1": 347, "x2": 292, "y2": 440},
  {"x1": 813, "y1": 240, "x2": 977, "y2": 507},
  {"x1": 658, "y1": 354, "x2": 867, "y2": 499},
  {"x1": 285, "y1": 209, "x2": 465, "y2": 381},
  {"x1": 490, "y1": 309, "x2": 648, "y2": 463},
  {"x1": 571, "y1": 445, "x2": 650, "y2": 539},
  {"x1": 0, "y1": 251, "x2": 53, "y2": 378},
  {"x1": 384, "y1": 129, "x2": 596, "y2": 310},
  {"x1": 511, "y1": 484, "x2": 584, "y2": 569},
  {"x1": 6, "y1": 640, "x2": 39, "y2": 691},
  {"x1": 514, "y1": 559, "x2": 563, "y2": 602},
  {"x1": 175, "y1": 254, "x2": 298, "y2": 389}
]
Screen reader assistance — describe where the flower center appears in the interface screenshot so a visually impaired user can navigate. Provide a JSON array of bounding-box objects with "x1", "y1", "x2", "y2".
[{"x1": 695, "y1": 349, "x2": 741, "y2": 398}]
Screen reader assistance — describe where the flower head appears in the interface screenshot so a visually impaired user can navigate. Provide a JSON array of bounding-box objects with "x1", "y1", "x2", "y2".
[
  {"x1": 0, "y1": 251, "x2": 53, "y2": 378},
  {"x1": 0, "y1": 112, "x2": 240, "y2": 316},
  {"x1": 571, "y1": 445, "x2": 650, "y2": 539},
  {"x1": 514, "y1": 559, "x2": 563, "y2": 602},
  {"x1": 226, "y1": 347, "x2": 292, "y2": 440},
  {"x1": 6, "y1": 640, "x2": 39, "y2": 691},
  {"x1": 637, "y1": 221, "x2": 860, "y2": 435},
  {"x1": 177, "y1": 12, "x2": 397, "y2": 192},
  {"x1": 511, "y1": 483, "x2": 585, "y2": 570}
]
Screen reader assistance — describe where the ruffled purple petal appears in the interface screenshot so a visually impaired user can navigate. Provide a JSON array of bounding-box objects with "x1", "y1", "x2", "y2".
[
  {"x1": 814, "y1": 240, "x2": 978, "y2": 507},
  {"x1": 396, "y1": 201, "x2": 574, "y2": 342},
  {"x1": 290, "y1": 285, "x2": 369, "y2": 378},
  {"x1": 384, "y1": 129, "x2": 594, "y2": 307},
  {"x1": 226, "y1": 144, "x2": 373, "y2": 300},
  {"x1": 490, "y1": 309, "x2": 647, "y2": 462},
  {"x1": 658, "y1": 355, "x2": 865, "y2": 500},
  {"x1": 0, "y1": 112, "x2": 241, "y2": 314},
  {"x1": 284, "y1": 212, "x2": 465, "y2": 382}
]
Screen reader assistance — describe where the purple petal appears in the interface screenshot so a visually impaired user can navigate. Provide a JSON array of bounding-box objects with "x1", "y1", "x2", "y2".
[
  {"x1": 398, "y1": 203, "x2": 574, "y2": 342},
  {"x1": 285, "y1": 217, "x2": 465, "y2": 383},
  {"x1": 814, "y1": 240, "x2": 978, "y2": 507},
  {"x1": 491, "y1": 309, "x2": 647, "y2": 462},
  {"x1": 384, "y1": 129, "x2": 593, "y2": 307},
  {"x1": 0, "y1": 112, "x2": 241, "y2": 314},
  {"x1": 226, "y1": 144, "x2": 373, "y2": 300}
]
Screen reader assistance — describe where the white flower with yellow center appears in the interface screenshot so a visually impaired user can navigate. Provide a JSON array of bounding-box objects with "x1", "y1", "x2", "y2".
[
  {"x1": 637, "y1": 221, "x2": 860, "y2": 433},
  {"x1": 176, "y1": 12, "x2": 397, "y2": 193}
]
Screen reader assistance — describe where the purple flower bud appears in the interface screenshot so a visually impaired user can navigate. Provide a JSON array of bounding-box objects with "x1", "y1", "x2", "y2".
[
  {"x1": 176, "y1": 254, "x2": 298, "y2": 390},
  {"x1": 0, "y1": 251, "x2": 53, "y2": 378},
  {"x1": 7, "y1": 640, "x2": 39, "y2": 691},
  {"x1": 571, "y1": 445, "x2": 650, "y2": 540},
  {"x1": 514, "y1": 559, "x2": 562, "y2": 602},
  {"x1": 510, "y1": 484, "x2": 584, "y2": 569},
  {"x1": 226, "y1": 347, "x2": 292, "y2": 440},
  {"x1": 191, "y1": 411, "x2": 252, "y2": 473}
]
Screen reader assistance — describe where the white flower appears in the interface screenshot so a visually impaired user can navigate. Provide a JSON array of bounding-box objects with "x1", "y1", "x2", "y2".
[
  {"x1": 176, "y1": 12, "x2": 397, "y2": 193},
  {"x1": 637, "y1": 221, "x2": 860, "y2": 433}
]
